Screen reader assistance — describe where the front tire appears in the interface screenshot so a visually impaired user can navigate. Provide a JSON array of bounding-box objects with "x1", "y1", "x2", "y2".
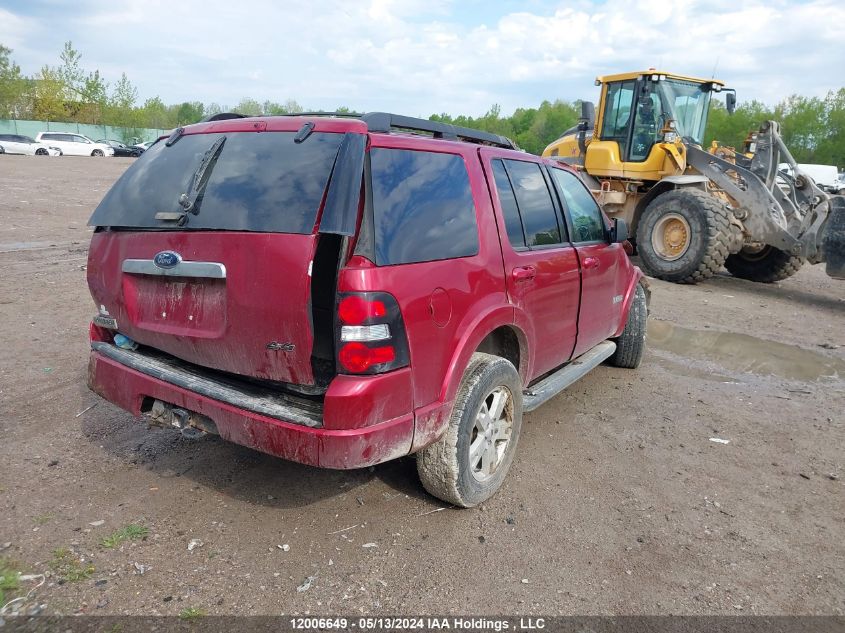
[
  {"x1": 35, "y1": 148, "x2": 48, "y2": 156},
  {"x1": 636, "y1": 188, "x2": 733, "y2": 283},
  {"x1": 92, "y1": 149, "x2": 104, "y2": 157},
  {"x1": 416, "y1": 353, "x2": 523, "y2": 507},
  {"x1": 725, "y1": 245, "x2": 804, "y2": 282},
  {"x1": 610, "y1": 283, "x2": 648, "y2": 368}
]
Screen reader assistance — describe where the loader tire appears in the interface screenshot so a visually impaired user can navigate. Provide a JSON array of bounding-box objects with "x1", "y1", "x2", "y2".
[
  {"x1": 824, "y1": 196, "x2": 845, "y2": 279},
  {"x1": 724, "y1": 245, "x2": 804, "y2": 283},
  {"x1": 636, "y1": 188, "x2": 732, "y2": 284}
]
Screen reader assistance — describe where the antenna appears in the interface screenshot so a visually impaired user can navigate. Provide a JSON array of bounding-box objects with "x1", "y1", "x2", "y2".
[{"x1": 711, "y1": 56, "x2": 720, "y2": 79}]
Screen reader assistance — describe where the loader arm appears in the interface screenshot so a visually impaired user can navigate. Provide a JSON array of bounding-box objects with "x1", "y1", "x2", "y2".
[{"x1": 685, "y1": 121, "x2": 833, "y2": 264}]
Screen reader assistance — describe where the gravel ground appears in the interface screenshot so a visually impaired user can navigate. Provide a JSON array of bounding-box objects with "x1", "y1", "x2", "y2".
[{"x1": 0, "y1": 155, "x2": 843, "y2": 616}]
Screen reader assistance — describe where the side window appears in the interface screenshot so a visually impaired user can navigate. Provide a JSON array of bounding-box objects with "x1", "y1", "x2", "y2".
[
  {"x1": 61, "y1": 134, "x2": 76, "y2": 142},
  {"x1": 550, "y1": 169, "x2": 607, "y2": 243},
  {"x1": 503, "y1": 159, "x2": 561, "y2": 247},
  {"x1": 370, "y1": 148, "x2": 479, "y2": 266},
  {"x1": 491, "y1": 159, "x2": 526, "y2": 248},
  {"x1": 601, "y1": 80, "x2": 636, "y2": 159},
  {"x1": 41, "y1": 134, "x2": 58, "y2": 141}
]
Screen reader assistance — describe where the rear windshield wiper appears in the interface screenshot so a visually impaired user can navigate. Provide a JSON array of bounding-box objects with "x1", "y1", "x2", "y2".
[
  {"x1": 179, "y1": 136, "x2": 227, "y2": 214},
  {"x1": 156, "y1": 136, "x2": 226, "y2": 225}
]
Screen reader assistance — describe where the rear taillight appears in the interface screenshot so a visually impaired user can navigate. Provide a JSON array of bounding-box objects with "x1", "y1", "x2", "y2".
[{"x1": 335, "y1": 292, "x2": 409, "y2": 374}]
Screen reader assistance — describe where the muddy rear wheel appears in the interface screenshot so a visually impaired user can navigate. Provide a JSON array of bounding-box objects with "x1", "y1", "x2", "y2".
[
  {"x1": 416, "y1": 353, "x2": 522, "y2": 508},
  {"x1": 724, "y1": 244, "x2": 804, "y2": 283}
]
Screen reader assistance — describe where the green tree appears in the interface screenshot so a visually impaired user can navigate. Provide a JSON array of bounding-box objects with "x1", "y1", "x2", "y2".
[
  {"x1": 0, "y1": 45, "x2": 29, "y2": 118},
  {"x1": 175, "y1": 101, "x2": 204, "y2": 125},
  {"x1": 235, "y1": 97, "x2": 262, "y2": 116},
  {"x1": 31, "y1": 66, "x2": 67, "y2": 121}
]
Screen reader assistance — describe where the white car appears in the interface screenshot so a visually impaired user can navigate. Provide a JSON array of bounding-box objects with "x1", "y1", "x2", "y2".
[
  {"x1": 133, "y1": 141, "x2": 156, "y2": 151},
  {"x1": 34, "y1": 132, "x2": 115, "y2": 157},
  {"x1": 0, "y1": 134, "x2": 62, "y2": 156}
]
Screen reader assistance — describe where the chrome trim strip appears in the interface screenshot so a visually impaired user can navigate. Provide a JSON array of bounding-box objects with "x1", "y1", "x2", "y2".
[{"x1": 122, "y1": 259, "x2": 227, "y2": 279}]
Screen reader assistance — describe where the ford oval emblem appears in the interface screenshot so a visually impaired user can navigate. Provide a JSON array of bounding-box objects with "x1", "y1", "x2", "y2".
[{"x1": 153, "y1": 251, "x2": 182, "y2": 269}]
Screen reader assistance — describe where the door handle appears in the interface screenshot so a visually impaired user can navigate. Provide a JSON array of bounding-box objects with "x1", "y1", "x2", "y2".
[
  {"x1": 511, "y1": 266, "x2": 536, "y2": 282},
  {"x1": 583, "y1": 256, "x2": 601, "y2": 270}
]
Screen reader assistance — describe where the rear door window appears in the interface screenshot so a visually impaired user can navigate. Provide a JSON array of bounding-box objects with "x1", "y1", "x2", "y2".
[
  {"x1": 491, "y1": 159, "x2": 526, "y2": 248},
  {"x1": 370, "y1": 148, "x2": 478, "y2": 265},
  {"x1": 501, "y1": 159, "x2": 561, "y2": 247},
  {"x1": 89, "y1": 131, "x2": 346, "y2": 233}
]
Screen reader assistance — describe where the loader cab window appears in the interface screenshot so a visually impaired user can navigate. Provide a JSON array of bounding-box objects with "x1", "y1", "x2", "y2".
[
  {"x1": 630, "y1": 93, "x2": 663, "y2": 162},
  {"x1": 659, "y1": 79, "x2": 712, "y2": 145},
  {"x1": 600, "y1": 80, "x2": 636, "y2": 159}
]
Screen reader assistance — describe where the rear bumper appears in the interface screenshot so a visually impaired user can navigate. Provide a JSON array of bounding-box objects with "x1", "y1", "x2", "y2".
[{"x1": 88, "y1": 350, "x2": 414, "y2": 469}]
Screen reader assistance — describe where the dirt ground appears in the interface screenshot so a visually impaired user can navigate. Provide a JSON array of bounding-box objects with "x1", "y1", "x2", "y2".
[{"x1": 0, "y1": 155, "x2": 843, "y2": 617}]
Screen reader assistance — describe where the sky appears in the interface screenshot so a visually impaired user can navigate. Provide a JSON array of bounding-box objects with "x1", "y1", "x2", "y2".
[{"x1": 1, "y1": 0, "x2": 843, "y2": 117}]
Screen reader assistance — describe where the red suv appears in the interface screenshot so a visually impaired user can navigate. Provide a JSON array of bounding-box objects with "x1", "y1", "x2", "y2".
[{"x1": 86, "y1": 112, "x2": 647, "y2": 507}]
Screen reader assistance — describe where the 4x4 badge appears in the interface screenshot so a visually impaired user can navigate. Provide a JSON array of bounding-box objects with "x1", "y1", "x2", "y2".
[{"x1": 153, "y1": 251, "x2": 182, "y2": 269}]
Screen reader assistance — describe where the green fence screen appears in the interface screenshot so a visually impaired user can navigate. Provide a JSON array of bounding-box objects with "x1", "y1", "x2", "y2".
[{"x1": 0, "y1": 119, "x2": 167, "y2": 144}]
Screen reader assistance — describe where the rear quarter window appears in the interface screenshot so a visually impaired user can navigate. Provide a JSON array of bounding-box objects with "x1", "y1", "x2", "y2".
[{"x1": 370, "y1": 148, "x2": 479, "y2": 266}]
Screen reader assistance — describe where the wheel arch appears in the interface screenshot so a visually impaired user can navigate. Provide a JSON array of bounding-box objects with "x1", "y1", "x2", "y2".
[
  {"x1": 633, "y1": 176, "x2": 709, "y2": 233},
  {"x1": 438, "y1": 309, "x2": 528, "y2": 405},
  {"x1": 412, "y1": 307, "x2": 526, "y2": 454}
]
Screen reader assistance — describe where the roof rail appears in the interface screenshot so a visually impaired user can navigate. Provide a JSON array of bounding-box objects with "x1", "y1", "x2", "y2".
[
  {"x1": 197, "y1": 111, "x2": 518, "y2": 150},
  {"x1": 361, "y1": 112, "x2": 517, "y2": 150},
  {"x1": 200, "y1": 112, "x2": 248, "y2": 122}
]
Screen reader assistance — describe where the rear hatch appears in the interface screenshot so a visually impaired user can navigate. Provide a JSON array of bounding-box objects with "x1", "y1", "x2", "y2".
[{"x1": 87, "y1": 118, "x2": 366, "y2": 387}]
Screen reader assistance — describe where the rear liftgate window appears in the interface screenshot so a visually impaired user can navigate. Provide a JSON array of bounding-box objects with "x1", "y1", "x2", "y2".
[
  {"x1": 369, "y1": 148, "x2": 479, "y2": 266},
  {"x1": 88, "y1": 131, "x2": 345, "y2": 233}
]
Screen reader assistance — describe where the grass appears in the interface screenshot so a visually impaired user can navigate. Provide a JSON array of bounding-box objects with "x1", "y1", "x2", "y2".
[
  {"x1": 33, "y1": 514, "x2": 53, "y2": 525},
  {"x1": 179, "y1": 607, "x2": 206, "y2": 621},
  {"x1": 100, "y1": 524, "x2": 149, "y2": 549},
  {"x1": 0, "y1": 558, "x2": 21, "y2": 605},
  {"x1": 50, "y1": 548, "x2": 94, "y2": 582}
]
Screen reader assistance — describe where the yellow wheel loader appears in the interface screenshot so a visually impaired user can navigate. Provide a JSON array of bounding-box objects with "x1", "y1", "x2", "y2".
[{"x1": 543, "y1": 70, "x2": 845, "y2": 283}]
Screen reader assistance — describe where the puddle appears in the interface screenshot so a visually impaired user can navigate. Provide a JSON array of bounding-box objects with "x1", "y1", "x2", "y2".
[
  {"x1": 647, "y1": 320, "x2": 845, "y2": 382},
  {"x1": 653, "y1": 356, "x2": 737, "y2": 384}
]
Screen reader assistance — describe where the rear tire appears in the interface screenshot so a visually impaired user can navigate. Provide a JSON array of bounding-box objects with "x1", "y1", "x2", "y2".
[
  {"x1": 636, "y1": 188, "x2": 733, "y2": 283},
  {"x1": 92, "y1": 149, "x2": 104, "y2": 157},
  {"x1": 609, "y1": 284, "x2": 648, "y2": 369},
  {"x1": 416, "y1": 353, "x2": 523, "y2": 508},
  {"x1": 724, "y1": 245, "x2": 803, "y2": 282}
]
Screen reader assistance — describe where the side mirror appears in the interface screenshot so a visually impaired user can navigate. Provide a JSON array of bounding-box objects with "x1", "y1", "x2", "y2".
[
  {"x1": 726, "y1": 92, "x2": 736, "y2": 115},
  {"x1": 611, "y1": 218, "x2": 628, "y2": 243},
  {"x1": 580, "y1": 101, "x2": 595, "y2": 130}
]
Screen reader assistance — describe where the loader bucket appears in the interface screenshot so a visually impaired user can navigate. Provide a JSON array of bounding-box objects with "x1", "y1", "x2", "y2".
[{"x1": 825, "y1": 195, "x2": 845, "y2": 279}]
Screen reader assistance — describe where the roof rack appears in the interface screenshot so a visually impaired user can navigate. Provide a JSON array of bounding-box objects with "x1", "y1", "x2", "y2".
[
  {"x1": 361, "y1": 112, "x2": 517, "y2": 150},
  {"x1": 197, "y1": 111, "x2": 518, "y2": 150},
  {"x1": 200, "y1": 112, "x2": 248, "y2": 122}
]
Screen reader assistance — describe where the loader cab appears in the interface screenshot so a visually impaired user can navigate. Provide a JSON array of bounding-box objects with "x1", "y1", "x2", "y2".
[{"x1": 584, "y1": 71, "x2": 723, "y2": 180}]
